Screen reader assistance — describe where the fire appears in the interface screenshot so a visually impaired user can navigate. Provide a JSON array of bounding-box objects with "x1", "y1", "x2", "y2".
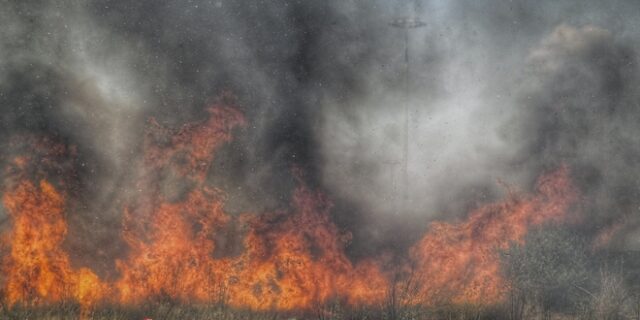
[
  {"x1": 114, "y1": 98, "x2": 244, "y2": 305},
  {"x1": 0, "y1": 95, "x2": 578, "y2": 313},
  {"x1": 2, "y1": 180, "x2": 105, "y2": 306},
  {"x1": 115, "y1": 97, "x2": 387, "y2": 310},
  {"x1": 408, "y1": 166, "x2": 576, "y2": 305},
  {"x1": 226, "y1": 178, "x2": 388, "y2": 310}
]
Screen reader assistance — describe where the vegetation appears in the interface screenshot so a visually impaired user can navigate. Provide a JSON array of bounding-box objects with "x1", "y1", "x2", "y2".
[
  {"x1": 500, "y1": 225, "x2": 640, "y2": 320},
  {"x1": 4, "y1": 225, "x2": 640, "y2": 319}
]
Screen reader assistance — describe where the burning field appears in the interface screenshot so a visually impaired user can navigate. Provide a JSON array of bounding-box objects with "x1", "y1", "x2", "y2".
[
  {"x1": 3, "y1": 1, "x2": 640, "y2": 319},
  {"x1": 0, "y1": 95, "x2": 577, "y2": 317},
  {"x1": 2, "y1": 95, "x2": 576, "y2": 320}
]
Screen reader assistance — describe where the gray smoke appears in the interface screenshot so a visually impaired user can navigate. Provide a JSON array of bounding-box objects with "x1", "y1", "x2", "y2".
[{"x1": 2, "y1": 0, "x2": 640, "y2": 261}]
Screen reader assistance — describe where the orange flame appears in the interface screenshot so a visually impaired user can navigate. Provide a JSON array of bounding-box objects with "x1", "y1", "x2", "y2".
[
  {"x1": 409, "y1": 166, "x2": 576, "y2": 305},
  {"x1": 2, "y1": 179, "x2": 105, "y2": 306},
  {"x1": 115, "y1": 97, "x2": 387, "y2": 310},
  {"x1": 0, "y1": 95, "x2": 578, "y2": 312},
  {"x1": 226, "y1": 181, "x2": 388, "y2": 310},
  {"x1": 114, "y1": 98, "x2": 244, "y2": 305}
]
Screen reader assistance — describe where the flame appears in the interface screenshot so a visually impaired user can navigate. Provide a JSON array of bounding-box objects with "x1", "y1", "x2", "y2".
[
  {"x1": 592, "y1": 216, "x2": 629, "y2": 249},
  {"x1": 0, "y1": 95, "x2": 578, "y2": 313},
  {"x1": 115, "y1": 176, "x2": 388, "y2": 310},
  {"x1": 226, "y1": 180, "x2": 388, "y2": 310},
  {"x1": 115, "y1": 98, "x2": 387, "y2": 310},
  {"x1": 408, "y1": 166, "x2": 576, "y2": 305},
  {"x1": 114, "y1": 98, "x2": 244, "y2": 304},
  {"x1": 2, "y1": 179, "x2": 105, "y2": 306}
]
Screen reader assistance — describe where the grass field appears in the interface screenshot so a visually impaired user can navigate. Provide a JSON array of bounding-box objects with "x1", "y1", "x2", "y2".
[{"x1": 0, "y1": 300, "x2": 510, "y2": 320}]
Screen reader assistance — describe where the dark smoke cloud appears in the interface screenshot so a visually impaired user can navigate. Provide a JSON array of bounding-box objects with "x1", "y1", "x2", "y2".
[
  {"x1": 517, "y1": 24, "x2": 640, "y2": 248},
  {"x1": 2, "y1": 0, "x2": 640, "y2": 262}
]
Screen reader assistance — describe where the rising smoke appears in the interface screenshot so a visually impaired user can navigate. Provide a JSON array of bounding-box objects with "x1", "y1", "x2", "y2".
[{"x1": 1, "y1": 0, "x2": 640, "y2": 267}]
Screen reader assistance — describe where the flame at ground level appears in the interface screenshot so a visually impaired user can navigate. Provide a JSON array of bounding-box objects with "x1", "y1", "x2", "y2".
[
  {"x1": 1, "y1": 180, "x2": 107, "y2": 307},
  {"x1": 0, "y1": 99, "x2": 577, "y2": 311},
  {"x1": 408, "y1": 165, "x2": 575, "y2": 305}
]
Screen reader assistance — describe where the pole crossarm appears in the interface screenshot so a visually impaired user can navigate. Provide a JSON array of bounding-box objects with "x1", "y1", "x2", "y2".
[{"x1": 390, "y1": 17, "x2": 426, "y2": 29}]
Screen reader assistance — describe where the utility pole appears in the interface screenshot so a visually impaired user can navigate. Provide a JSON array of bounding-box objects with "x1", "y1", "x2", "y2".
[{"x1": 390, "y1": 17, "x2": 425, "y2": 214}]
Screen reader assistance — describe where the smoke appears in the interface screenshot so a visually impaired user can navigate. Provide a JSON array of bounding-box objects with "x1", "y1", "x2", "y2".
[
  {"x1": 315, "y1": 1, "x2": 640, "y2": 250},
  {"x1": 2, "y1": 0, "x2": 640, "y2": 262},
  {"x1": 517, "y1": 24, "x2": 640, "y2": 249}
]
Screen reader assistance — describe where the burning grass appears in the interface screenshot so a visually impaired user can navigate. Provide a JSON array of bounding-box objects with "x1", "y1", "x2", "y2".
[{"x1": 0, "y1": 97, "x2": 581, "y2": 319}]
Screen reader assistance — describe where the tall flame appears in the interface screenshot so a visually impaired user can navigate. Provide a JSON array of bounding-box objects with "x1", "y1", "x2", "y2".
[
  {"x1": 2, "y1": 178, "x2": 105, "y2": 307},
  {"x1": 115, "y1": 98, "x2": 244, "y2": 305},
  {"x1": 226, "y1": 179, "x2": 388, "y2": 310},
  {"x1": 0, "y1": 96, "x2": 578, "y2": 313},
  {"x1": 408, "y1": 166, "x2": 576, "y2": 305},
  {"x1": 115, "y1": 96, "x2": 387, "y2": 310}
]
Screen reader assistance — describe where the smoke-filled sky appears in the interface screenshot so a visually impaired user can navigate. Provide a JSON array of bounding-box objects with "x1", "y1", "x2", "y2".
[{"x1": 2, "y1": 0, "x2": 640, "y2": 260}]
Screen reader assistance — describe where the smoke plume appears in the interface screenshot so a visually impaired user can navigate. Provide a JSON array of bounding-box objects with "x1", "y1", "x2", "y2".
[{"x1": 2, "y1": 0, "x2": 640, "y2": 272}]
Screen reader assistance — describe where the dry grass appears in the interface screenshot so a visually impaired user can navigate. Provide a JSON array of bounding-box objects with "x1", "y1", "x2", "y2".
[{"x1": 0, "y1": 301, "x2": 513, "y2": 320}]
